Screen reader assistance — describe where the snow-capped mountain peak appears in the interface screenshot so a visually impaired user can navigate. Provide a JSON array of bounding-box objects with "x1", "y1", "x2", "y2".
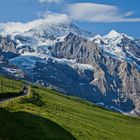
[
  {"x1": 0, "y1": 23, "x2": 140, "y2": 116},
  {"x1": 104, "y1": 30, "x2": 121, "y2": 38},
  {"x1": 26, "y1": 22, "x2": 94, "y2": 39},
  {"x1": 92, "y1": 34, "x2": 102, "y2": 39}
]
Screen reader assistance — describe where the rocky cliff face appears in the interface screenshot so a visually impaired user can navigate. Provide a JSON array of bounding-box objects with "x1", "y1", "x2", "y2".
[
  {"x1": 0, "y1": 37, "x2": 24, "y2": 79},
  {"x1": 0, "y1": 35, "x2": 17, "y2": 53},
  {"x1": 0, "y1": 23, "x2": 140, "y2": 115},
  {"x1": 50, "y1": 33, "x2": 140, "y2": 113}
]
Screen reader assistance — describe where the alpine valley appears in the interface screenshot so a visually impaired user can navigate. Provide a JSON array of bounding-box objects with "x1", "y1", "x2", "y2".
[{"x1": 0, "y1": 22, "x2": 140, "y2": 116}]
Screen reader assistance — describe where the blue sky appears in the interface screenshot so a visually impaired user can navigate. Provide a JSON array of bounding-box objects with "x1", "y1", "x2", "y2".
[{"x1": 0, "y1": 0, "x2": 140, "y2": 38}]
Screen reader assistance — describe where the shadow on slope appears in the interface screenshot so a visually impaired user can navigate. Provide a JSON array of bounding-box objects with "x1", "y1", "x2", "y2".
[
  {"x1": 0, "y1": 109, "x2": 76, "y2": 140},
  {"x1": 0, "y1": 92, "x2": 23, "y2": 99}
]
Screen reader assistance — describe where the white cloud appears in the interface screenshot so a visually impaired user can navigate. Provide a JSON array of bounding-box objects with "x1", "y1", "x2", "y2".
[
  {"x1": 38, "y1": 0, "x2": 63, "y2": 3},
  {"x1": 38, "y1": 11, "x2": 70, "y2": 23},
  {"x1": 67, "y1": 3, "x2": 140, "y2": 23},
  {"x1": 0, "y1": 12, "x2": 70, "y2": 34},
  {"x1": 124, "y1": 11, "x2": 134, "y2": 17}
]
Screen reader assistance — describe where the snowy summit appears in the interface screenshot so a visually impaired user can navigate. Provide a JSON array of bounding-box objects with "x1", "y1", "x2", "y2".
[{"x1": 104, "y1": 30, "x2": 121, "y2": 38}]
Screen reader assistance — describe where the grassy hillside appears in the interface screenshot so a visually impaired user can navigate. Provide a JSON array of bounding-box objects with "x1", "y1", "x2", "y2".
[
  {"x1": 0, "y1": 77, "x2": 140, "y2": 140},
  {"x1": 0, "y1": 76, "x2": 24, "y2": 98}
]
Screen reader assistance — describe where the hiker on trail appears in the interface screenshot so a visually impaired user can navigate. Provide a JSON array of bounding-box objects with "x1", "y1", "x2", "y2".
[{"x1": 23, "y1": 86, "x2": 27, "y2": 94}]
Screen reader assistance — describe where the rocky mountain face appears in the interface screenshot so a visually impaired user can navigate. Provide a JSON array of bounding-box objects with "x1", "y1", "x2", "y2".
[
  {"x1": 0, "y1": 35, "x2": 25, "y2": 78},
  {"x1": 50, "y1": 32, "x2": 140, "y2": 114},
  {"x1": 0, "y1": 23, "x2": 140, "y2": 115}
]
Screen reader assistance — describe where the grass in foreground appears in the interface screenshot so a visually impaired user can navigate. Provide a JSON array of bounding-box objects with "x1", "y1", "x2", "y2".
[{"x1": 0, "y1": 78, "x2": 140, "y2": 140}]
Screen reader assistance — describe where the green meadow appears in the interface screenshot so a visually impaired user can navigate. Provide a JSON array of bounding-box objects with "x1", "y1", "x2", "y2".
[
  {"x1": 0, "y1": 76, "x2": 23, "y2": 98},
  {"x1": 0, "y1": 76, "x2": 140, "y2": 140}
]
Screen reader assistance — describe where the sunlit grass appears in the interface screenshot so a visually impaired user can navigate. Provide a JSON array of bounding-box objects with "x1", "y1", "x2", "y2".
[{"x1": 0, "y1": 77, "x2": 140, "y2": 140}]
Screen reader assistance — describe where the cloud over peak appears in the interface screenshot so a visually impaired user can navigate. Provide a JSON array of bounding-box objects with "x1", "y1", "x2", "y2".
[{"x1": 0, "y1": 12, "x2": 70, "y2": 34}]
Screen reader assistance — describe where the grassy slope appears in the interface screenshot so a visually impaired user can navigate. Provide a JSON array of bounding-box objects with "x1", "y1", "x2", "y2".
[
  {"x1": 0, "y1": 76, "x2": 23, "y2": 98},
  {"x1": 0, "y1": 78, "x2": 140, "y2": 140}
]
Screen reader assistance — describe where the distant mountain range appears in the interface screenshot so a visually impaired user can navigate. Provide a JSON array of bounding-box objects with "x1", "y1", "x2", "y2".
[{"x1": 0, "y1": 22, "x2": 140, "y2": 116}]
